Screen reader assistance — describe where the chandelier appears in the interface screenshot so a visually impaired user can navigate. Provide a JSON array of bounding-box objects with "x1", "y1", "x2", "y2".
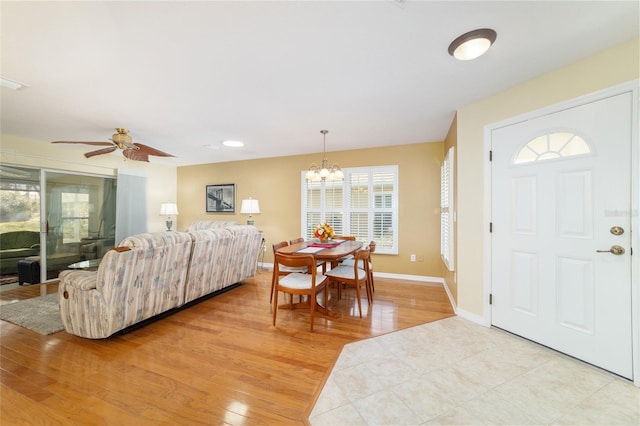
[{"x1": 305, "y1": 130, "x2": 344, "y2": 182}]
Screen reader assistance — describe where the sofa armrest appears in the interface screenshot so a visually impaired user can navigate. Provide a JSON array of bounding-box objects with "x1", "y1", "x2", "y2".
[
  {"x1": 58, "y1": 270, "x2": 98, "y2": 290},
  {"x1": 30, "y1": 243, "x2": 40, "y2": 250}
]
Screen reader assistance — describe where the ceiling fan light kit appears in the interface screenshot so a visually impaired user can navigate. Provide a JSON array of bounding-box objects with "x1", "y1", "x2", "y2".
[
  {"x1": 52, "y1": 128, "x2": 175, "y2": 162},
  {"x1": 110, "y1": 128, "x2": 134, "y2": 148}
]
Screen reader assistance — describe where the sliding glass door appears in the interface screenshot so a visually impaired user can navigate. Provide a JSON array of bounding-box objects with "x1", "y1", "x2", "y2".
[{"x1": 42, "y1": 171, "x2": 116, "y2": 282}]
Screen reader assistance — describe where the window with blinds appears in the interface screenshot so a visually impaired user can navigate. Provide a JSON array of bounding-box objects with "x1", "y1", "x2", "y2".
[
  {"x1": 441, "y1": 147, "x2": 454, "y2": 271},
  {"x1": 301, "y1": 165, "x2": 398, "y2": 254}
]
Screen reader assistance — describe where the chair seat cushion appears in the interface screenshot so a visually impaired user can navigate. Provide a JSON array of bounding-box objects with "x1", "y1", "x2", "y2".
[
  {"x1": 325, "y1": 265, "x2": 367, "y2": 280},
  {"x1": 280, "y1": 272, "x2": 327, "y2": 290},
  {"x1": 280, "y1": 265, "x2": 309, "y2": 273},
  {"x1": 339, "y1": 259, "x2": 372, "y2": 270}
]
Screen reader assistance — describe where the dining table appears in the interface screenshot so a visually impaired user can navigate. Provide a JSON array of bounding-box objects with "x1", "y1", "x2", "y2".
[{"x1": 275, "y1": 239, "x2": 363, "y2": 317}]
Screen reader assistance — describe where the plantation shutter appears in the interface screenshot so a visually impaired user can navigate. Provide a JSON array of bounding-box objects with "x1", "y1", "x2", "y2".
[
  {"x1": 303, "y1": 165, "x2": 398, "y2": 254},
  {"x1": 440, "y1": 147, "x2": 454, "y2": 271}
]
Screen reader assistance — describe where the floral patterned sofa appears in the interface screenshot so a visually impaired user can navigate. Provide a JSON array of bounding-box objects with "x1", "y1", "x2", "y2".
[{"x1": 58, "y1": 225, "x2": 262, "y2": 339}]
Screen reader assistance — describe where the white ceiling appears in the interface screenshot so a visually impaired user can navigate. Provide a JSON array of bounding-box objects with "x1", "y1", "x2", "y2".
[{"x1": 1, "y1": 1, "x2": 638, "y2": 166}]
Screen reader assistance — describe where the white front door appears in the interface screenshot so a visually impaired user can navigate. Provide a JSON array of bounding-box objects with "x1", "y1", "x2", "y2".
[{"x1": 491, "y1": 91, "x2": 633, "y2": 379}]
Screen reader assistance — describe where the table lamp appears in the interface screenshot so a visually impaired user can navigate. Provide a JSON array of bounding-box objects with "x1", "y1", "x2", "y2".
[
  {"x1": 240, "y1": 198, "x2": 260, "y2": 225},
  {"x1": 160, "y1": 202, "x2": 179, "y2": 231}
]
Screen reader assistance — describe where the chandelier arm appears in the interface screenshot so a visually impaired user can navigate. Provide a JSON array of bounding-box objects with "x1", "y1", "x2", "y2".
[{"x1": 306, "y1": 129, "x2": 343, "y2": 182}]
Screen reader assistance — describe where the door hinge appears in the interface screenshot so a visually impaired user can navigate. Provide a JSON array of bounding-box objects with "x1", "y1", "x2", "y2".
[
  {"x1": 489, "y1": 294, "x2": 493, "y2": 305},
  {"x1": 489, "y1": 150, "x2": 493, "y2": 161},
  {"x1": 489, "y1": 222, "x2": 493, "y2": 233}
]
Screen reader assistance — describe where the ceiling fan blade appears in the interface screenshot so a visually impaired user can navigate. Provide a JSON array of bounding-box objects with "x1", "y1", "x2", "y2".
[
  {"x1": 84, "y1": 146, "x2": 117, "y2": 158},
  {"x1": 133, "y1": 143, "x2": 175, "y2": 157},
  {"x1": 52, "y1": 141, "x2": 115, "y2": 146},
  {"x1": 123, "y1": 148, "x2": 149, "y2": 162}
]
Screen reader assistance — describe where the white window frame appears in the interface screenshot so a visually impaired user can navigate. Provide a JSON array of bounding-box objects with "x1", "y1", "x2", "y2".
[
  {"x1": 441, "y1": 147, "x2": 455, "y2": 271},
  {"x1": 301, "y1": 165, "x2": 398, "y2": 255}
]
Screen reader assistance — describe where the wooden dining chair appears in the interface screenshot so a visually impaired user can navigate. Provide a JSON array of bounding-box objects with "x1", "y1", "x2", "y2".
[
  {"x1": 332, "y1": 235, "x2": 357, "y2": 264},
  {"x1": 323, "y1": 248, "x2": 371, "y2": 318},
  {"x1": 289, "y1": 236, "x2": 327, "y2": 273},
  {"x1": 333, "y1": 235, "x2": 356, "y2": 241},
  {"x1": 270, "y1": 241, "x2": 307, "y2": 303},
  {"x1": 341, "y1": 240, "x2": 376, "y2": 292},
  {"x1": 272, "y1": 252, "x2": 328, "y2": 332}
]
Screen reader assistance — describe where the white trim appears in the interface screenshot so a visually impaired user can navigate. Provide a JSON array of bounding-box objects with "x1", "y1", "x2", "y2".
[
  {"x1": 372, "y1": 272, "x2": 443, "y2": 284},
  {"x1": 442, "y1": 276, "x2": 457, "y2": 313},
  {"x1": 630, "y1": 80, "x2": 640, "y2": 387},
  {"x1": 457, "y1": 308, "x2": 490, "y2": 326},
  {"x1": 484, "y1": 79, "x2": 639, "y2": 385},
  {"x1": 483, "y1": 121, "x2": 493, "y2": 327}
]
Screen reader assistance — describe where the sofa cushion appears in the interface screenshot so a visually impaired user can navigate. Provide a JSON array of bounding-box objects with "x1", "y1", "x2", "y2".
[
  {"x1": 0, "y1": 231, "x2": 40, "y2": 250},
  {"x1": 0, "y1": 247, "x2": 39, "y2": 258}
]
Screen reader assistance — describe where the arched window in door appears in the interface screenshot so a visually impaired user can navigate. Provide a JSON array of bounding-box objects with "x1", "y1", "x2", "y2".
[{"x1": 514, "y1": 131, "x2": 591, "y2": 164}]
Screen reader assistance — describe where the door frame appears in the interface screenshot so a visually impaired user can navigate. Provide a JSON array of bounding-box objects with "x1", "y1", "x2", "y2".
[{"x1": 483, "y1": 80, "x2": 639, "y2": 385}]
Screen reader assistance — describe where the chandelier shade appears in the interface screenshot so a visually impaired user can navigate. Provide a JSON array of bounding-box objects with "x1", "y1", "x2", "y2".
[{"x1": 306, "y1": 130, "x2": 343, "y2": 182}]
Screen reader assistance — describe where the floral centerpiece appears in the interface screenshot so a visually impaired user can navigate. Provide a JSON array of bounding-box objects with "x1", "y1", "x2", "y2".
[{"x1": 313, "y1": 222, "x2": 335, "y2": 243}]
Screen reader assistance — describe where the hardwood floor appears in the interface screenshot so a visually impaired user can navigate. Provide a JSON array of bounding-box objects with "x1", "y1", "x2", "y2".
[{"x1": 0, "y1": 270, "x2": 455, "y2": 425}]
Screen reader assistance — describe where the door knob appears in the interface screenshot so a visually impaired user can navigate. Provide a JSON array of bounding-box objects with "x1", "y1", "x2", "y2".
[
  {"x1": 610, "y1": 226, "x2": 624, "y2": 235},
  {"x1": 596, "y1": 245, "x2": 625, "y2": 255}
]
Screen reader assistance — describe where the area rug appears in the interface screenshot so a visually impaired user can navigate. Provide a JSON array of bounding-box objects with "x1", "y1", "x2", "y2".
[
  {"x1": 0, "y1": 293, "x2": 64, "y2": 335},
  {"x1": 0, "y1": 274, "x2": 19, "y2": 286}
]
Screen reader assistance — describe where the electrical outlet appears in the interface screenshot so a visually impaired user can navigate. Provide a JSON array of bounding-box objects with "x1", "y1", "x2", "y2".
[
  {"x1": 263, "y1": 245, "x2": 267, "y2": 252},
  {"x1": 410, "y1": 254, "x2": 416, "y2": 262}
]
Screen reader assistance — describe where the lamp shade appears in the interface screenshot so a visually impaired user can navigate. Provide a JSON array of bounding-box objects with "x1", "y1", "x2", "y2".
[
  {"x1": 160, "y1": 202, "x2": 179, "y2": 216},
  {"x1": 240, "y1": 199, "x2": 260, "y2": 215}
]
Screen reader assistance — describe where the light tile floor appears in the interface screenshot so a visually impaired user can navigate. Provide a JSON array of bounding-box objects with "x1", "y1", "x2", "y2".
[{"x1": 310, "y1": 316, "x2": 640, "y2": 425}]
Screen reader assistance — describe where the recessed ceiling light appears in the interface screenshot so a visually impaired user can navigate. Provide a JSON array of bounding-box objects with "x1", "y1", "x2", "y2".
[
  {"x1": 1, "y1": 77, "x2": 27, "y2": 90},
  {"x1": 222, "y1": 140, "x2": 245, "y2": 148},
  {"x1": 448, "y1": 28, "x2": 497, "y2": 61}
]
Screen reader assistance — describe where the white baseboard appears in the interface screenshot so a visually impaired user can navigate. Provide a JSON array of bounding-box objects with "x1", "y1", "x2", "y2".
[
  {"x1": 372, "y1": 272, "x2": 444, "y2": 284},
  {"x1": 456, "y1": 308, "x2": 490, "y2": 327},
  {"x1": 441, "y1": 278, "x2": 457, "y2": 313}
]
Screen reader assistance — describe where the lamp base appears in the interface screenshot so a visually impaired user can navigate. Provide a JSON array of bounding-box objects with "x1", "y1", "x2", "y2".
[
  {"x1": 165, "y1": 219, "x2": 173, "y2": 231},
  {"x1": 246, "y1": 219, "x2": 254, "y2": 226}
]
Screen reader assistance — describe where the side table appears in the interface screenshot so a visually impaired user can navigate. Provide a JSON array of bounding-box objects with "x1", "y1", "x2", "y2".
[{"x1": 68, "y1": 258, "x2": 101, "y2": 270}]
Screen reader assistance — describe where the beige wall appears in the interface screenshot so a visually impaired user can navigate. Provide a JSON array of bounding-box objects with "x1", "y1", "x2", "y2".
[
  {"x1": 455, "y1": 37, "x2": 640, "y2": 317},
  {"x1": 178, "y1": 142, "x2": 445, "y2": 277},
  {"x1": 0, "y1": 134, "x2": 178, "y2": 234}
]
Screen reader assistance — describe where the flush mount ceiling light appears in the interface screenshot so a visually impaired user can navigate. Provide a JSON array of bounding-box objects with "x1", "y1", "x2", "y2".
[
  {"x1": 448, "y1": 28, "x2": 497, "y2": 61},
  {"x1": 1, "y1": 77, "x2": 27, "y2": 90},
  {"x1": 222, "y1": 140, "x2": 245, "y2": 148}
]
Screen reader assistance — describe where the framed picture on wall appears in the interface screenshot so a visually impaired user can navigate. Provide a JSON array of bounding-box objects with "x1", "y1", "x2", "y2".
[{"x1": 206, "y1": 184, "x2": 235, "y2": 213}]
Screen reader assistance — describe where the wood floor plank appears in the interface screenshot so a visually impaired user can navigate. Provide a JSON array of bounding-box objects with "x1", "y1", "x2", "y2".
[{"x1": 0, "y1": 270, "x2": 454, "y2": 424}]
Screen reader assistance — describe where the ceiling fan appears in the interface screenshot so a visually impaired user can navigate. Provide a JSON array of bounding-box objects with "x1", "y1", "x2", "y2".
[{"x1": 52, "y1": 128, "x2": 174, "y2": 162}]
